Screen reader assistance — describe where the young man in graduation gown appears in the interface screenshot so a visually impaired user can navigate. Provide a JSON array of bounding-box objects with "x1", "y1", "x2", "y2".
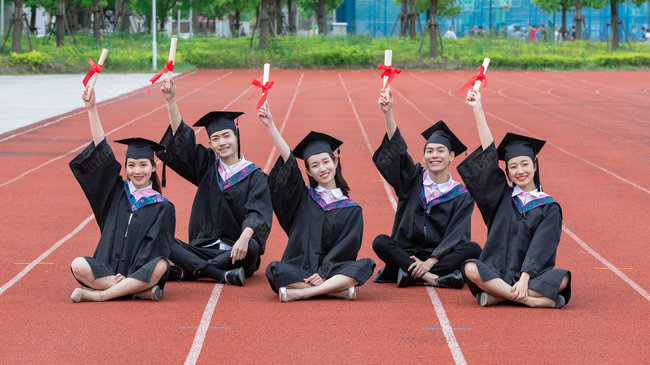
[
  {"x1": 156, "y1": 79, "x2": 273, "y2": 286},
  {"x1": 372, "y1": 89, "x2": 481, "y2": 288}
]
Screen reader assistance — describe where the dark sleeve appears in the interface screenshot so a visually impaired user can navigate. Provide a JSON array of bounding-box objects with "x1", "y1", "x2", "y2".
[
  {"x1": 268, "y1": 153, "x2": 307, "y2": 234},
  {"x1": 431, "y1": 192, "x2": 475, "y2": 258},
  {"x1": 156, "y1": 121, "x2": 213, "y2": 186},
  {"x1": 317, "y1": 207, "x2": 363, "y2": 278},
  {"x1": 371, "y1": 127, "x2": 420, "y2": 198},
  {"x1": 69, "y1": 138, "x2": 122, "y2": 229},
  {"x1": 136, "y1": 202, "x2": 175, "y2": 262},
  {"x1": 521, "y1": 203, "x2": 563, "y2": 279},
  {"x1": 241, "y1": 170, "x2": 273, "y2": 254},
  {"x1": 456, "y1": 143, "x2": 509, "y2": 226}
]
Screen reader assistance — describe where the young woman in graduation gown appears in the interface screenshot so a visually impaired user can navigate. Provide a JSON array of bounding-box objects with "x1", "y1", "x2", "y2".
[
  {"x1": 157, "y1": 79, "x2": 272, "y2": 286},
  {"x1": 69, "y1": 88, "x2": 174, "y2": 302},
  {"x1": 257, "y1": 103, "x2": 375, "y2": 302},
  {"x1": 459, "y1": 89, "x2": 571, "y2": 308},
  {"x1": 372, "y1": 88, "x2": 481, "y2": 289}
]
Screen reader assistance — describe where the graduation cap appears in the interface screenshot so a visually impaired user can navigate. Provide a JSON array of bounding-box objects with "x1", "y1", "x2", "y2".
[
  {"x1": 293, "y1": 131, "x2": 343, "y2": 161},
  {"x1": 496, "y1": 132, "x2": 547, "y2": 190},
  {"x1": 114, "y1": 137, "x2": 165, "y2": 160},
  {"x1": 193, "y1": 111, "x2": 244, "y2": 137},
  {"x1": 496, "y1": 132, "x2": 546, "y2": 162},
  {"x1": 420, "y1": 120, "x2": 467, "y2": 156}
]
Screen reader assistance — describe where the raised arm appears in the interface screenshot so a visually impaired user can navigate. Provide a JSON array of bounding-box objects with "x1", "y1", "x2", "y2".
[
  {"x1": 257, "y1": 102, "x2": 291, "y2": 162},
  {"x1": 82, "y1": 87, "x2": 105, "y2": 146},
  {"x1": 161, "y1": 78, "x2": 182, "y2": 134},
  {"x1": 378, "y1": 88, "x2": 397, "y2": 140},
  {"x1": 466, "y1": 89, "x2": 493, "y2": 150}
]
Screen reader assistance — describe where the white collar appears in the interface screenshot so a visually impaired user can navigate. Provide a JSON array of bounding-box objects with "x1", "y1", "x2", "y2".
[
  {"x1": 315, "y1": 185, "x2": 345, "y2": 198},
  {"x1": 511, "y1": 185, "x2": 544, "y2": 198},
  {"x1": 423, "y1": 172, "x2": 454, "y2": 190},
  {"x1": 128, "y1": 180, "x2": 153, "y2": 193},
  {"x1": 219, "y1": 155, "x2": 248, "y2": 171}
]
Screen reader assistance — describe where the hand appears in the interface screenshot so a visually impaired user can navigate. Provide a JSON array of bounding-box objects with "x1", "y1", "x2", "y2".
[
  {"x1": 511, "y1": 275, "x2": 529, "y2": 303},
  {"x1": 112, "y1": 273, "x2": 125, "y2": 285},
  {"x1": 378, "y1": 88, "x2": 393, "y2": 114},
  {"x1": 257, "y1": 102, "x2": 274, "y2": 127},
  {"x1": 161, "y1": 77, "x2": 176, "y2": 101},
  {"x1": 408, "y1": 256, "x2": 437, "y2": 279},
  {"x1": 230, "y1": 236, "x2": 249, "y2": 265},
  {"x1": 82, "y1": 87, "x2": 96, "y2": 107},
  {"x1": 303, "y1": 273, "x2": 323, "y2": 286},
  {"x1": 465, "y1": 89, "x2": 481, "y2": 108}
]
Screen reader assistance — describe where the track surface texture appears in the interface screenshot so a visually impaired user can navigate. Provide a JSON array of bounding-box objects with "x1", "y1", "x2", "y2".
[{"x1": 1, "y1": 70, "x2": 648, "y2": 364}]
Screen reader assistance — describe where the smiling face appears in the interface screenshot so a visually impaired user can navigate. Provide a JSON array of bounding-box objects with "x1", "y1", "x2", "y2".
[
  {"x1": 306, "y1": 152, "x2": 338, "y2": 190},
  {"x1": 506, "y1": 156, "x2": 537, "y2": 191},
  {"x1": 125, "y1": 158, "x2": 156, "y2": 190},
  {"x1": 209, "y1": 129, "x2": 238, "y2": 161},
  {"x1": 423, "y1": 142, "x2": 454, "y2": 174}
]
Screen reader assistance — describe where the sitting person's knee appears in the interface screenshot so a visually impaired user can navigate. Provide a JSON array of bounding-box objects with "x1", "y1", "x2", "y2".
[
  {"x1": 247, "y1": 240, "x2": 260, "y2": 257},
  {"x1": 372, "y1": 234, "x2": 390, "y2": 252},
  {"x1": 70, "y1": 257, "x2": 87, "y2": 274},
  {"x1": 463, "y1": 262, "x2": 480, "y2": 282}
]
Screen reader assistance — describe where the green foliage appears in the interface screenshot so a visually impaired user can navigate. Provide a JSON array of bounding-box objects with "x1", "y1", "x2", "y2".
[
  {"x1": 0, "y1": 33, "x2": 648, "y2": 73},
  {"x1": 10, "y1": 51, "x2": 52, "y2": 69}
]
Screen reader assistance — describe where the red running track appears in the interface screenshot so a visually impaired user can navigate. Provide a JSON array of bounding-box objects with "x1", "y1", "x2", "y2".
[{"x1": 0, "y1": 70, "x2": 648, "y2": 364}]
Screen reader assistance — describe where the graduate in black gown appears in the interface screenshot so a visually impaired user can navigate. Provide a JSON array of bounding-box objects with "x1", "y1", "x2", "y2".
[
  {"x1": 158, "y1": 78, "x2": 272, "y2": 286},
  {"x1": 459, "y1": 89, "x2": 571, "y2": 308},
  {"x1": 69, "y1": 87, "x2": 174, "y2": 303},
  {"x1": 257, "y1": 102, "x2": 375, "y2": 302},
  {"x1": 372, "y1": 89, "x2": 481, "y2": 289}
]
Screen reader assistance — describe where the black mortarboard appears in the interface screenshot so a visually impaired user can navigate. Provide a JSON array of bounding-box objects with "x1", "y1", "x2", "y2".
[
  {"x1": 420, "y1": 120, "x2": 467, "y2": 155},
  {"x1": 497, "y1": 132, "x2": 546, "y2": 162},
  {"x1": 115, "y1": 137, "x2": 165, "y2": 160},
  {"x1": 293, "y1": 131, "x2": 343, "y2": 161},
  {"x1": 193, "y1": 111, "x2": 244, "y2": 137}
]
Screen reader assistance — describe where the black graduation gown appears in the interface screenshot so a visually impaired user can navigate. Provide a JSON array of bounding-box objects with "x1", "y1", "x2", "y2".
[
  {"x1": 372, "y1": 128, "x2": 475, "y2": 273},
  {"x1": 69, "y1": 139, "x2": 174, "y2": 286},
  {"x1": 157, "y1": 121, "x2": 272, "y2": 253},
  {"x1": 457, "y1": 143, "x2": 571, "y2": 302},
  {"x1": 265, "y1": 154, "x2": 376, "y2": 293}
]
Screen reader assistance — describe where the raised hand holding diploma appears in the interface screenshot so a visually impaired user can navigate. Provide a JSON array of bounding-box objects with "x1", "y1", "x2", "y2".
[
  {"x1": 150, "y1": 38, "x2": 177, "y2": 86},
  {"x1": 82, "y1": 48, "x2": 108, "y2": 100},
  {"x1": 250, "y1": 63, "x2": 274, "y2": 110},
  {"x1": 377, "y1": 50, "x2": 401, "y2": 91},
  {"x1": 456, "y1": 58, "x2": 490, "y2": 95}
]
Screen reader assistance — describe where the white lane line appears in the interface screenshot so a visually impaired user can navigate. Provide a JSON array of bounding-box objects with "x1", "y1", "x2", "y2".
[
  {"x1": 338, "y1": 73, "x2": 464, "y2": 365},
  {"x1": 184, "y1": 284, "x2": 224, "y2": 365},
  {"x1": 0, "y1": 72, "x2": 233, "y2": 189},
  {"x1": 399, "y1": 77, "x2": 650, "y2": 298},
  {"x1": 562, "y1": 226, "x2": 649, "y2": 301},
  {"x1": 183, "y1": 81, "x2": 266, "y2": 365},
  {"x1": 263, "y1": 72, "x2": 305, "y2": 172},
  {"x1": 0, "y1": 72, "x2": 198, "y2": 144},
  {"x1": 0, "y1": 215, "x2": 94, "y2": 296},
  {"x1": 409, "y1": 73, "x2": 650, "y2": 196}
]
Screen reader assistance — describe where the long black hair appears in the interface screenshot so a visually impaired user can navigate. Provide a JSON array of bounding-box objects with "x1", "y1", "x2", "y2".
[{"x1": 304, "y1": 153, "x2": 350, "y2": 197}]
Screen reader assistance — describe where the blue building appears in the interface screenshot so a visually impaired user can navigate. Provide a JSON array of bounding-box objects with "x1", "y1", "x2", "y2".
[{"x1": 336, "y1": 0, "x2": 650, "y2": 41}]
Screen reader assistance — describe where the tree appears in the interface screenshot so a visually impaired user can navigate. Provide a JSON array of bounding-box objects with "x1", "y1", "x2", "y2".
[
  {"x1": 299, "y1": 0, "x2": 343, "y2": 35},
  {"x1": 217, "y1": 0, "x2": 255, "y2": 37},
  {"x1": 413, "y1": 0, "x2": 459, "y2": 57},
  {"x1": 287, "y1": 0, "x2": 296, "y2": 34},
  {"x1": 533, "y1": 0, "x2": 573, "y2": 39},
  {"x1": 258, "y1": 0, "x2": 270, "y2": 49},
  {"x1": 11, "y1": 0, "x2": 25, "y2": 53}
]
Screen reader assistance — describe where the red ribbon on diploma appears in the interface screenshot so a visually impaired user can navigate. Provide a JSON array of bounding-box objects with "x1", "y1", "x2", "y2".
[
  {"x1": 149, "y1": 60, "x2": 174, "y2": 85},
  {"x1": 249, "y1": 79, "x2": 274, "y2": 109},
  {"x1": 456, "y1": 65, "x2": 488, "y2": 95},
  {"x1": 82, "y1": 58, "x2": 102, "y2": 87},
  {"x1": 377, "y1": 64, "x2": 402, "y2": 90}
]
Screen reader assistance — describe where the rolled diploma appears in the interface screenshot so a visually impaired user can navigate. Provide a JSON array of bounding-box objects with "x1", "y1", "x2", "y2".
[
  {"x1": 473, "y1": 58, "x2": 490, "y2": 91},
  {"x1": 383, "y1": 50, "x2": 392, "y2": 90},
  {"x1": 87, "y1": 48, "x2": 108, "y2": 90},
  {"x1": 165, "y1": 38, "x2": 178, "y2": 80}
]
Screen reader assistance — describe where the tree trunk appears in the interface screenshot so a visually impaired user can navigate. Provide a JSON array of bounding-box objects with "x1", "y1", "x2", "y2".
[
  {"x1": 408, "y1": 0, "x2": 416, "y2": 39},
  {"x1": 93, "y1": 0, "x2": 100, "y2": 43},
  {"x1": 275, "y1": 0, "x2": 283, "y2": 35},
  {"x1": 288, "y1": 0, "x2": 296, "y2": 34},
  {"x1": 399, "y1": 0, "x2": 407, "y2": 37},
  {"x1": 114, "y1": 0, "x2": 130, "y2": 32},
  {"x1": 56, "y1": 0, "x2": 65, "y2": 46},
  {"x1": 192, "y1": 7, "x2": 198, "y2": 34},
  {"x1": 29, "y1": 6, "x2": 36, "y2": 32},
  {"x1": 574, "y1": 0, "x2": 582, "y2": 40},
  {"x1": 314, "y1": 0, "x2": 326, "y2": 35},
  {"x1": 561, "y1": 7, "x2": 566, "y2": 40},
  {"x1": 12, "y1": 0, "x2": 24, "y2": 52},
  {"x1": 228, "y1": 8, "x2": 241, "y2": 37},
  {"x1": 609, "y1": 0, "x2": 619, "y2": 50},
  {"x1": 429, "y1": 0, "x2": 438, "y2": 57},
  {"x1": 259, "y1": 0, "x2": 269, "y2": 49}
]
